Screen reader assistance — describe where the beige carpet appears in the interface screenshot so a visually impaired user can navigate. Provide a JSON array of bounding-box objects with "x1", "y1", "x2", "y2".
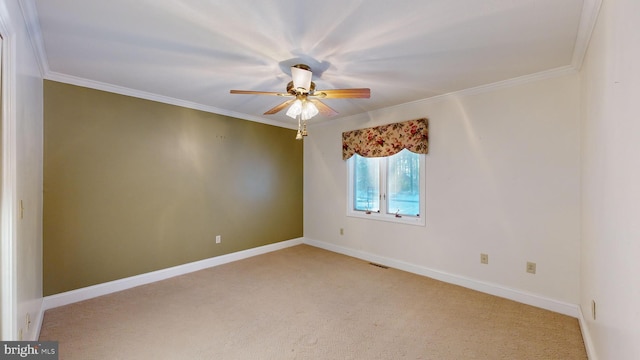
[{"x1": 39, "y1": 244, "x2": 587, "y2": 359}]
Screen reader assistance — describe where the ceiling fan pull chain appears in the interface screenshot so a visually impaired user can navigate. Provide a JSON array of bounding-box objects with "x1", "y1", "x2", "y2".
[{"x1": 295, "y1": 115, "x2": 303, "y2": 140}]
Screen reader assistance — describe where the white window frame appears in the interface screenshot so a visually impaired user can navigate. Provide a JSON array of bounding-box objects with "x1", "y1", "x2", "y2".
[{"x1": 347, "y1": 152, "x2": 426, "y2": 226}]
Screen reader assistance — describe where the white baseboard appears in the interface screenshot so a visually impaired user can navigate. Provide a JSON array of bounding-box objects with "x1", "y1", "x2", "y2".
[
  {"x1": 37, "y1": 238, "x2": 302, "y2": 340},
  {"x1": 577, "y1": 305, "x2": 598, "y2": 360},
  {"x1": 41, "y1": 238, "x2": 303, "y2": 312},
  {"x1": 303, "y1": 238, "x2": 581, "y2": 318},
  {"x1": 31, "y1": 304, "x2": 43, "y2": 341},
  {"x1": 39, "y1": 236, "x2": 590, "y2": 353}
]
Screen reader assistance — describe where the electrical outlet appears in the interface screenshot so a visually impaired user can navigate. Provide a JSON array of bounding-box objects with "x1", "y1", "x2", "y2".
[
  {"x1": 26, "y1": 313, "x2": 31, "y2": 330},
  {"x1": 18, "y1": 328, "x2": 23, "y2": 341},
  {"x1": 340, "y1": 228, "x2": 344, "y2": 235},
  {"x1": 480, "y1": 253, "x2": 489, "y2": 264},
  {"x1": 526, "y1": 261, "x2": 536, "y2": 274},
  {"x1": 592, "y1": 300, "x2": 597, "y2": 320},
  {"x1": 215, "y1": 235, "x2": 221, "y2": 244}
]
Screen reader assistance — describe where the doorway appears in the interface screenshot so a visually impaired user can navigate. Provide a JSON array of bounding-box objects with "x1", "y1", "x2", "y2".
[{"x1": 0, "y1": 24, "x2": 16, "y2": 341}]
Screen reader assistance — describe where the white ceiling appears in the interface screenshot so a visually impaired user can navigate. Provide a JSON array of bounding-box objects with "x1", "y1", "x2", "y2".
[{"x1": 23, "y1": 0, "x2": 599, "y2": 128}]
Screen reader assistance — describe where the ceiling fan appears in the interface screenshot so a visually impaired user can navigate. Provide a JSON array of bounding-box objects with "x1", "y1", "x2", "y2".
[{"x1": 230, "y1": 64, "x2": 370, "y2": 139}]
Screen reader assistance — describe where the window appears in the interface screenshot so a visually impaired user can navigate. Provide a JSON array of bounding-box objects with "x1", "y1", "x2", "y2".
[
  {"x1": 348, "y1": 149, "x2": 425, "y2": 225},
  {"x1": 342, "y1": 118, "x2": 428, "y2": 225}
]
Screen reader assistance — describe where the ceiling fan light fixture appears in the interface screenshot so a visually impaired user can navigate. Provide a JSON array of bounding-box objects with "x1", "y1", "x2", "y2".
[
  {"x1": 285, "y1": 99, "x2": 303, "y2": 119},
  {"x1": 301, "y1": 101, "x2": 318, "y2": 120},
  {"x1": 286, "y1": 98, "x2": 318, "y2": 121}
]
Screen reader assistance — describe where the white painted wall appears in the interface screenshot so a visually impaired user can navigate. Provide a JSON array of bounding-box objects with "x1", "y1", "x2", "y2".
[
  {"x1": 304, "y1": 72, "x2": 581, "y2": 306},
  {"x1": 0, "y1": 0, "x2": 43, "y2": 341},
  {"x1": 580, "y1": 0, "x2": 640, "y2": 358}
]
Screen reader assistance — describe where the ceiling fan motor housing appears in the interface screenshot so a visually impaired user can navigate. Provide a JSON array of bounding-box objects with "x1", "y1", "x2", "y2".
[
  {"x1": 291, "y1": 64, "x2": 311, "y2": 72},
  {"x1": 287, "y1": 81, "x2": 316, "y2": 95}
]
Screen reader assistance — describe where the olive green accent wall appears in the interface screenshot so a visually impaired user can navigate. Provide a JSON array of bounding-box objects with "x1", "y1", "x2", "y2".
[{"x1": 43, "y1": 80, "x2": 303, "y2": 296}]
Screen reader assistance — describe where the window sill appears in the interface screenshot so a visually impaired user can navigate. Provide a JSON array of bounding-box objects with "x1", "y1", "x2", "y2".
[{"x1": 347, "y1": 210, "x2": 426, "y2": 226}]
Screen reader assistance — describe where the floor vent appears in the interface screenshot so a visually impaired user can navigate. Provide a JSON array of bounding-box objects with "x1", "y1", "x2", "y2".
[{"x1": 369, "y1": 262, "x2": 389, "y2": 269}]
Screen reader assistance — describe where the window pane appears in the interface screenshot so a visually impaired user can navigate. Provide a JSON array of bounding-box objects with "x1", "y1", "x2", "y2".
[
  {"x1": 353, "y1": 155, "x2": 380, "y2": 212},
  {"x1": 387, "y1": 149, "x2": 420, "y2": 216}
]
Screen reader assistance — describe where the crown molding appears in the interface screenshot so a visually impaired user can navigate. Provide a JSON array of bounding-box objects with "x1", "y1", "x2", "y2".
[
  {"x1": 44, "y1": 71, "x2": 296, "y2": 129},
  {"x1": 321, "y1": 64, "x2": 579, "y2": 129},
  {"x1": 20, "y1": 0, "x2": 601, "y2": 129},
  {"x1": 571, "y1": 0, "x2": 603, "y2": 70},
  {"x1": 449, "y1": 65, "x2": 578, "y2": 98},
  {"x1": 18, "y1": 0, "x2": 48, "y2": 77},
  {"x1": 19, "y1": 0, "x2": 295, "y2": 129}
]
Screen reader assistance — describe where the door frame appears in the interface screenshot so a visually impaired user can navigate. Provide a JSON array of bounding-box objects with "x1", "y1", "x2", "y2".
[{"x1": 0, "y1": 5, "x2": 18, "y2": 340}]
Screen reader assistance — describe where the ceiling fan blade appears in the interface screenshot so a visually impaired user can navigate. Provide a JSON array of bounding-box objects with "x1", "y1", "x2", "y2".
[
  {"x1": 264, "y1": 99, "x2": 297, "y2": 115},
  {"x1": 230, "y1": 90, "x2": 290, "y2": 96},
  {"x1": 310, "y1": 99, "x2": 338, "y2": 117},
  {"x1": 313, "y1": 88, "x2": 370, "y2": 99}
]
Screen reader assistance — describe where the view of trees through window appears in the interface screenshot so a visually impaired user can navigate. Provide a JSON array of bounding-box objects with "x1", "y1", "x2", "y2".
[
  {"x1": 353, "y1": 156, "x2": 380, "y2": 213},
  {"x1": 387, "y1": 149, "x2": 420, "y2": 216},
  {"x1": 353, "y1": 149, "x2": 420, "y2": 216}
]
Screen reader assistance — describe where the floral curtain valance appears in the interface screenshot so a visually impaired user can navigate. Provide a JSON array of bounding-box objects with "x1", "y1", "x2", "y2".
[{"x1": 342, "y1": 118, "x2": 429, "y2": 160}]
